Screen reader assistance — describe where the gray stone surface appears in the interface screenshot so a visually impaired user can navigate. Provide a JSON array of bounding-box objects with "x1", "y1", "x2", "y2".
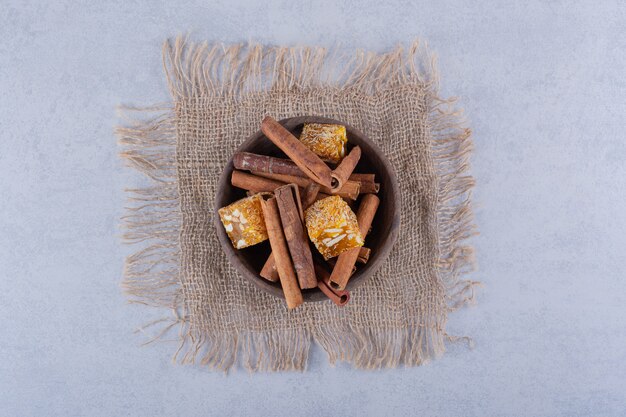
[{"x1": 1, "y1": 1, "x2": 624, "y2": 416}]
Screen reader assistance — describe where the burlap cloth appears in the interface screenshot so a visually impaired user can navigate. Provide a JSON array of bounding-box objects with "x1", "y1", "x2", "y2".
[{"x1": 118, "y1": 37, "x2": 477, "y2": 371}]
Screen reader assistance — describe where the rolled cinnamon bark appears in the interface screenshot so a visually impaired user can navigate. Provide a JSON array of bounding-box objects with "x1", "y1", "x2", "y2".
[
  {"x1": 357, "y1": 246, "x2": 371, "y2": 264},
  {"x1": 349, "y1": 173, "x2": 380, "y2": 194},
  {"x1": 261, "y1": 116, "x2": 334, "y2": 189},
  {"x1": 330, "y1": 146, "x2": 361, "y2": 192},
  {"x1": 275, "y1": 185, "x2": 317, "y2": 289},
  {"x1": 231, "y1": 170, "x2": 285, "y2": 193},
  {"x1": 327, "y1": 259, "x2": 357, "y2": 276},
  {"x1": 234, "y1": 152, "x2": 379, "y2": 194},
  {"x1": 233, "y1": 170, "x2": 319, "y2": 202},
  {"x1": 360, "y1": 182, "x2": 380, "y2": 194},
  {"x1": 329, "y1": 194, "x2": 380, "y2": 290},
  {"x1": 250, "y1": 171, "x2": 312, "y2": 189},
  {"x1": 259, "y1": 182, "x2": 321, "y2": 283},
  {"x1": 260, "y1": 197, "x2": 303, "y2": 309},
  {"x1": 259, "y1": 253, "x2": 279, "y2": 282},
  {"x1": 349, "y1": 173, "x2": 375, "y2": 183},
  {"x1": 301, "y1": 182, "x2": 321, "y2": 210},
  {"x1": 314, "y1": 262, "x2": 350, "y2": 307},
  {"x1": 266, "y1": 245, "x2": 370, "y2": 283},
  {"x1": 252, "y1": 171, "x2": 360, "y2": 201},
  {"x1": 233, "y1": 152, "x2": 303, "y2": 177},
  {"x1": 327, "y1": 247, "x2": 371, "y2": 267}
]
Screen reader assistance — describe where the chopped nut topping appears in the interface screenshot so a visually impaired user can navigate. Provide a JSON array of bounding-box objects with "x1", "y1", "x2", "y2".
[
  {"x1": 218, "y1": 194, "x2": 268, "y2": 249},
  {"x1": 324, "y1": 234, "x2": 346, "y2": 247},
  {"x1": 305, "y1": 196, "x2": 364, "y2": 259},
  {"x1": 299, "y1": 123, "x2": 348, "y2": 164}
]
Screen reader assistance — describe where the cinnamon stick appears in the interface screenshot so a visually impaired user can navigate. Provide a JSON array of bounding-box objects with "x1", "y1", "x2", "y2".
[
  {"x1": 360, "y1": 182, "x2": 380, "y2": 194},
  {"x1": 331, "y1": 146, "x2": 361, "y2": 192},
  {"x1": 349, "y1": 173, "x2": 375, "y2": 183},
  {"x1": 315, "y1": 262, "x2": 350, "y2": 307},
  {"x1": 233, "y1": 152, "x2": 303, "y2": 177},
  {"x1": 250, "y1": 171, "x2": 313, "y2": 189},
  {"x1": 266, "y1": 246, "x2": 371, "y2": 282},
  {"x1": 260, "y1": 116, "x2": 334, "y2": 189},
  {"x1": 231, "y1": 170, "x2": 285, "y2": 193},
  {"x1": 259, "y1": 182, "x2": 321, "y2": 283},
  {"x1": 234, "y1": 152, "x2": 379, "y2": 194},
  {"x1": 327, "y1": 247, "x2": 371, "y2": 267},
  {"x1": 301, "y1": 182, "x2": 321, "y2": 209},
  {"x1": 327, "y1": 259, "x2": 357, "y2": 276},
  {"x1": 260, "y1": 197, "x2": 303, "y2": 309},
  {"x1": 350, "y1": 173, "x2": 380, "y2": 194},
  {"x1": 251, "y1": 171, "x2": 360, "y2": 201},
  {"x1": 274, "y1": 185, "x2": 317, "y2": 289},
  {"x1": 357, "y1": 246, "x2": 371, "y2": 264},
  {"x1": 259, "y1": 253, "x2": 279, "y2": 282},
  {"x1": 329, "y1": 194, "x2": 380, "y2": 290}
]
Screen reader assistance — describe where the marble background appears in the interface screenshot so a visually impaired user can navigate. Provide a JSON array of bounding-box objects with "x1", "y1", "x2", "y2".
[{"x1": 1, "y1": 1, "x2": 624, "y2": 416}]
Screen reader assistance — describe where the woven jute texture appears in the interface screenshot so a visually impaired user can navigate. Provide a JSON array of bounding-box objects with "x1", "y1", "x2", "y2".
[{"x1": 117, "y1": 37, "x2": 477, "y2": 371}]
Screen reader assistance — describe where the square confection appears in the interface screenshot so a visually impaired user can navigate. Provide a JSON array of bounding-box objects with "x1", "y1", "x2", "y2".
[
  {"x1": 304, "y1": 196, "x2": 364, "y2": 260},
  {"x1": 299, "y1": 123, "x2": 347, "y2": 164},
  {"x1": 218, "y1": 193, "x2": 269, "y2": 249}
]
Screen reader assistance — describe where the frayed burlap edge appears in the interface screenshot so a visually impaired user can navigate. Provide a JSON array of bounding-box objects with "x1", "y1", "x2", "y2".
[{"x1": 117, "y1": 36, "x2": 478, "y2": 371}]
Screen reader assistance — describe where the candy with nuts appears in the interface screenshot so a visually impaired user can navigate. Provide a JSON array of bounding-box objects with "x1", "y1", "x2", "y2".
[
  {"x1": 299, "y1": 123, "x2": 347, "y2": 164},
  {"x1": 304, "y1": 195, "x2": 364, "y2": 260},
  {"x1": 218, "y1": 193, "x2": 269, "y2": 249}
]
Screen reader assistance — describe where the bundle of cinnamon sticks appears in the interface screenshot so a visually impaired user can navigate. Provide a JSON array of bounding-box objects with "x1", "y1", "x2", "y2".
[{"x1": 221, "y1": 116, "x2": 381, "y2": 309}]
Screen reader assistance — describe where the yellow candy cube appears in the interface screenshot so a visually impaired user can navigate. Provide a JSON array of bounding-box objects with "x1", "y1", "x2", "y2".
[
  {"x1": 218, "y1": 193, "x2": 269, "y2": 249},
  {"x1": 299, "y1": 123, "x2": 347, "y2": 164},
  {"x1": 304, "y1": 196, "x2": 364, "y2": 260}
]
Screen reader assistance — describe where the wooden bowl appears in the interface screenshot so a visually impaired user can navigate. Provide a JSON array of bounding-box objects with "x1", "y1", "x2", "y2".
[{"x1": 214, "y1": 116, "x2": 400, "y2": 302}]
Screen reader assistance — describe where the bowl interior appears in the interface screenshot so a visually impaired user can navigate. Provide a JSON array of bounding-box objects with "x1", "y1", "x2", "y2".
[{"x1": 215, "y1": 116, "x2": 399, "y2": 302}]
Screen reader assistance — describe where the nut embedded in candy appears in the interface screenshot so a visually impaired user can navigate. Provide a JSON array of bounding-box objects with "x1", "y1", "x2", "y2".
[
  {"x1": 218, "y1": 193, "x2": 269, "y2": 249},
  {"x1": 304, "y1": 195, "x2": 364, "y2": 260},
  {"x1": 299, "y1": 123, "x2": 347, "y2": 164}
]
